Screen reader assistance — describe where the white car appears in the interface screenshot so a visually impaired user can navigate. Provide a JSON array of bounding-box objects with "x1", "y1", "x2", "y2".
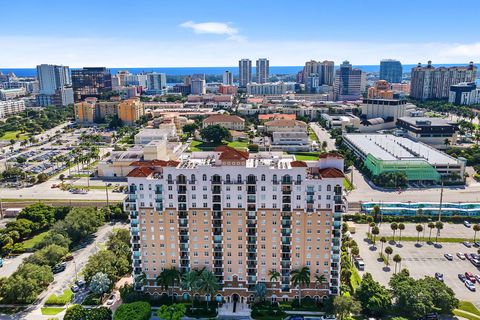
[
  {"x1": 465, "y1": 280, "x2": 476, "y2": 291},
  {"x1": 106, "y1": 294, "x2": 116, "y2": 305},
  {"x1": 464, "y1": 221, "x2": 471, "y2": 227},
  {"x1": 71, "y1": 285, "x2": 79, "y2": 293}
]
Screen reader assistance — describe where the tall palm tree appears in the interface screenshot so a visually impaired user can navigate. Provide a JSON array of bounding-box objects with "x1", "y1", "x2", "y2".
[
  {"x1": 135, "y1": 272, "x2": 147, "y2": 290},
  {"x1": 371, "y1": 226, "x2": 380, "y2": 245},
  {"x1": 156, "y1": 267, "x2": 181, "y2": 302},
  {"x1": 416, "y1": 224, "x2": 423, "y2": 244},
  {"x1": 435, "y1": 221, "x2": 444, "y2": 244},
  {"x1": 182, "y1": 269, "x2": 203, "y2": 308},
  {"x1": 393, "y1": 254, "x2": 402, "y2": 274},
  {"x1": 380, "y1": 237, "x2": 386, "y2": 253},
  {"x1": 368, "y1": 222, "x2": 376, "y2": 239},
  {"x1": 390, "y1": 223, "x2": 398, "y2": 242},
  {"x1": 314, "y1": 274, "x2": 327, "y2": 290},
  {"x1": 398, "y1": 223, "x2": 405, "y2": 244},
  {"x1": 200, "y1": 270, "x2": 220, "y2": 309},
  {"x1": 473, "y1": 224, "x2": 480, "y2": 242},
  {"x1": 372, "y1": 205, "x2": 380, "y2": 221},
  {"x1": 290, "y1": 266, "x2": 310, "y2": 306},
  {"x1": 385, "y1": 246, "x2": 393, "y2": 265},
  {"x1": 427, "y1": 222, "x2": 435, "y2": 242},
  {"x1": 269, "y1": 270, "x2": 281, "y2": 284}
]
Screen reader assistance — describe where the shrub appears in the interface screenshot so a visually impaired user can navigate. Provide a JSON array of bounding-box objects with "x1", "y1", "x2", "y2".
[
  {"x1": 45, "y1": 289, "x2": 73, "y2": 305},
  {"x1": 114, "y1": 301, "x2": 151, "y2": 320}
]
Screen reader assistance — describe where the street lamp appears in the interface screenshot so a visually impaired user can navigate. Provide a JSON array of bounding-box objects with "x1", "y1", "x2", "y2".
[
  {"x1": 73, "y1": 259, "x2": 78, "y2": 282},
  {"x1": 105, "y1": 183, "x2": 110, "y2": 207}
]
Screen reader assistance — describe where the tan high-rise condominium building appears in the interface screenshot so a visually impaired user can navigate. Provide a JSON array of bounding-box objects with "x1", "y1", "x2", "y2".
[{"x1": 124, "y1": 147, "x2": 346, "y2": 303}]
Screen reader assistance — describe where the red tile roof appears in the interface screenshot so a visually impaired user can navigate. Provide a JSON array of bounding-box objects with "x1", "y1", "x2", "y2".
[
  {"x1": 127, "y1": 166, "x2": 154, "y2": 178},
  {"x1": 290, "y1": 160, "x2": 307, "y2": 167},
  {"x1": 264, "y1": 119, "x2": 307, "y2": 127},
  {"x1": 318, "y1": 152, "x2": 344, "y2": 159},
  {"x1": 258, "y1": 114, "x2": 296, "y2": 121},
  {"x1": 129, "y1": 160, "x2": 179, "y2": 167},
  {"x1": 203, "y1": 114, "x2": 245, "y2": 123},
  {"x1": 216, "y1": 145, "x2": 249, "y2": 161},
  {"x1": 319, "y1": 168, "x2": 345, "y2": 178}
]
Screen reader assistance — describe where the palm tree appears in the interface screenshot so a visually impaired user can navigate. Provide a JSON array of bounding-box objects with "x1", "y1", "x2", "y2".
[
  {"x1": 157, "y1": 267, "x2": 181, "y2": 302},
  {"x1": 473, "y1": 224, "x2": 480, "y2": 242},
  {"x1": 372, "y1": 205, "x2": 381, "y2": 221},
  {"x1": 427, "y1": 222, "x2": 435, "y2": 242},
  {"x1": 182, "y1": 269, "x2": 203, "y2": 308},
  {"x1": 444, "y1": 138, "x2": 451, "y2": 149},
  {"x1": 368, "y1": 222, "x2": 375, "y2": 239},
  {"x1": 135, "y1": 272, "x2": 147, "y2": 290},
  {"x1": 351, "y1": 246, "x2": 359, "y2": 261},
  {"x1": 269, "y1": 269, "x2": 281, "y2": 284},
  {"x1": 290, "y1": 266, "x2": 310, "y2": 306},
  {"x1": 314, "y1": 274, "x2": 327, "y2": 290},
  {"x1": 371, "y1": 226, "x2": 380, "y2": 245},
  {"x1": 393, "y1": 254, "x2": 402, "y2": 274},
  {"x1": 366, "y1": 216, "x2": 374, "y2": 234},
  {"x1": 416, "y1": 224, "x2": 423, "y2": 244},
  {"x1": 385, "y1": 246, "x2": 393, "y2": 265},
  {"x1": 390, "y1": 223, "x2": 398, "y2": 242},
  {"x1": 380, "y1": 237, "x2": 387, "y2": 253},
  {"x1": 200, "y1": 270, "x2": 219, "y2": 309},
  {"x1": 435, "y1": 221, "x2": 444, "y2": 244},
  {"x1": 398, "y1": 223, "x2": 405, "y2": 244}
]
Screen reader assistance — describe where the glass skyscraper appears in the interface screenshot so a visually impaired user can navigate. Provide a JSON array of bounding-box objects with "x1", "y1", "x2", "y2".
[{"x1": 379, "y1": 59, "x2": 403, "y2": 83}]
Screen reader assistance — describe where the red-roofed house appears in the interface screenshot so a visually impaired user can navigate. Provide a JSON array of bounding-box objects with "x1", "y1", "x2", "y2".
[{"x1": 203, "y1": 114, "x2": 245, "y2": 131}]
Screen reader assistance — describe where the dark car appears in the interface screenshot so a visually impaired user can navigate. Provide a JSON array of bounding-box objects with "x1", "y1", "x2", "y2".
[
  {"x1": 435, "y1": 273, "x2": 444, "y2": 282},
  {"x1": 52, "y1": 264, "x2": 66, "y2": 274},
  {"x1": 458, "y1": 273, "x2": 467, "y2": 282}
]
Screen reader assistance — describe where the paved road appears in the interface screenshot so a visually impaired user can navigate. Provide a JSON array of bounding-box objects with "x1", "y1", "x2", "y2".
[
  {"x1": 1, "y1": 222, "x2": 128, "y2": 320},
  {"x1": 0, "y1": 253, "x2": 32, "y2": 278},
  {"x1": 309, "y1": 123, "x2": 336, "y2": 151}
]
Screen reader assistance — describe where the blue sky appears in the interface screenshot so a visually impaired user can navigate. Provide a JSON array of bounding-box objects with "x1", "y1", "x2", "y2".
[{"x1": 1, "y1": 0, "x2": 479, "y2": 67}]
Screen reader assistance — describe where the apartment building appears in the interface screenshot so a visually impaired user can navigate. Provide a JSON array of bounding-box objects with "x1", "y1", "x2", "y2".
[
  {"x1": 74, "y1": 97, "x2": 144, "y2": 125},
  {"x1": 124, "y1": 147, "x2": 345, "y2": 302},
  {"x1": 0, "y1": 99, "x2": 26, "y2": 119},
  {"x1": 202, "y1": 114, "x2": 245, "y2": 131}
]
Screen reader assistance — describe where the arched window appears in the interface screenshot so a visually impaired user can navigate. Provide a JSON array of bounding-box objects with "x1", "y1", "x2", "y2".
[
  {"x1": 237, "y1": 174, "x2": 242, "y2": 183},
  {"x1": 327, "y1": 184, "x2": 331, "y2": 191},
  {"x1": 296, "y1": 175, "x2": 301, "y2": 183},
  {"x1": 167, "y1": 174, "x2": 172, "y2": 182},
  {"x1": 261, "y1": 174, "x2": 266, "y2": 181},
  {"x1": 191, "y1": 174, "x2": 196, "y2": 183},
  {"x1": 226, "y1": 174, "x2": 231, "y2": 183},
  {"x1": 282, "y1": 175, "x2": 291, "y2": 183},
  {"x1": 202, "y1": 174, "x2": 207, "y2": 181},
  {"x1": 273, "y1": 174, "x2": 277, "y2": 182},
  {"x1": 139, "y1": 183, "x2": 144, "y2": 190}
]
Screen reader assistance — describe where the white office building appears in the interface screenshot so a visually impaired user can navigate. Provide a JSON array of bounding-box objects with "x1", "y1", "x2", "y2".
[
  {"x1": 223, "y1": 71, "x2": 233, "y2": 85},
  {"x1": 0, "y1": 99, "x2": 26, "y2": 118},
  {"x1": 256, "y1": 58, "x2": 269, "y2": 84},
  {"x1": 239, "y1": 59, "x2": 252, "y2": 87},
  {"x1": 146, "y1": 73, "x2": 167, "y2": 94},
  {"x1": 247, "y1": 82, "x2": 296, "y2": 95}
]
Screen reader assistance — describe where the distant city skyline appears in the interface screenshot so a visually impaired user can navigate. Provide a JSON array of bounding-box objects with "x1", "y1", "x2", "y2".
[{"x1": 1, "y1": 0, "x2": 479, "y2": 68}]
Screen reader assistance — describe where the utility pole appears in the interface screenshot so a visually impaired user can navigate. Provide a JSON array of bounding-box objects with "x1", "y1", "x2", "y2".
[
  {"x1": 0, "y1": 198, "x2": 3, "y2": 219},
  {"x1": 438, "y1": 182, "x2": 444, "y2": 222},
  {"x1": 105, "y1": 183, "x2": 109, "y2": 207}
]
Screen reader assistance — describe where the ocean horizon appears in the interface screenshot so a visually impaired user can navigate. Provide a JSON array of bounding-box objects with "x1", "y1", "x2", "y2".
[{"x1": 0, "y1": 64, "x2": 475, "y2": 78}]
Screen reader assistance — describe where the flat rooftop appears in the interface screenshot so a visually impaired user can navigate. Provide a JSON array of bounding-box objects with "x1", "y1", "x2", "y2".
[
  {"x1": 344, "y1": 134, "x2": 459, "y2": 165},
  {"x1": 399, "y1": 116, "x2": 456, "y2": 127}
]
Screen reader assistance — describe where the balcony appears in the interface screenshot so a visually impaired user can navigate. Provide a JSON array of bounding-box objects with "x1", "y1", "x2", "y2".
[
  {"x1": 281, "y1": 180, "x2": 292, "y2": 185},
  {"x1": 282, "y1": 205, "x2": 291, "y2": 212},
  {"x1": 176, "y1": 178, "x2": 187, "y2": 185}
]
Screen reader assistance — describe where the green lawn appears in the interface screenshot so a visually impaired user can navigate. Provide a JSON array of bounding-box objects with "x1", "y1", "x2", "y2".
[
  {"x1": 367, "y1": 232, "x2": 475, "y2": 243},
  {"x1": 288, "y1": 152, "x2": 319, "y2": 161},
  {"x1": 21, "y1": 231, "x2": 49, "y2": 250},
  {"x1": 45, "y1": 289, "x2": 74, "y2": 305},
  {"x1": 308, "y1": 128, "x2": 319, "y2": 142},
  {"x1": 189, "y1": 140, "x2": 248, "y2": 152},
  {"x1": 454, "y1": 309, "x2": 480, "y2": 320},
  {"x1": 41, "y1": 307, "x2": 65, "y2": 315},
  {"x1": 227, "y1": 141, "x2": 248, "y2": 150},
  {"x1": 457, "y1": 301, "x2": 480, "y2": 317},
  {"x1": 343, "y1": 177, "x2": 354, "y2": 191},
  {"x1": 0, "y1": 130, "x2": 30, "y2": 141}
]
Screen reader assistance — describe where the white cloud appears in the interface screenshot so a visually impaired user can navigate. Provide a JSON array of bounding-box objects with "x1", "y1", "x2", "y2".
[
  {"x1": 0, "y1": 36, "x2": 477, "y2": 68},
  {"x1": 180, "y1": 21, "x2": 245, "y2": 41}
]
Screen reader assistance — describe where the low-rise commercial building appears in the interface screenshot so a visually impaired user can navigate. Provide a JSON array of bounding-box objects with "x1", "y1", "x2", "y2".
[
  {"x1": 0, "y1": 88, "x2": 26, "y2": 100},
  {"x1": 397, "y1": 116, "x2": 458, "y2": 148},
  {"x1": 134, "y1": 127, "x2": 177, "y2": 145},
  {"x1": 343, "y1": 133, "x2": 465, "y2": 182},
  {"x1": 264, "y1": 119, "x2": 307, "y2": 133}
]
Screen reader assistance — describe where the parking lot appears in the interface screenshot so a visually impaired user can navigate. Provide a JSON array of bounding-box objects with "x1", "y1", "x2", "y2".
[{"x1": 351, "y1": 224, "x2": 480, "y2": 308}]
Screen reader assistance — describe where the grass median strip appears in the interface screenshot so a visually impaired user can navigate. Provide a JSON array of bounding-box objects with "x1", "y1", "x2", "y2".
[
  {"x1": 366, "y1": 233, "x2": 475, "y2": 243},
  {"x1": 41, "y1": 307, "x2": 65, "y2": 315}
]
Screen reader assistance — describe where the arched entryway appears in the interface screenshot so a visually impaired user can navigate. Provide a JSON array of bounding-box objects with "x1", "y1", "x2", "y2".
[{"x1": 232, "y1": 294, "x2": 240, "y2": 313}]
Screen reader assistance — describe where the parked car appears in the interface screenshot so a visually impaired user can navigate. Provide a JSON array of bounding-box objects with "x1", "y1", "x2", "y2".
[
  {"x1": 474, "y1": 242, "x2": 480, "y2": 248},
  {"x1": 457, "y1": 253, "x2": 466, "y2": 260},
  {"x1": 76, "y1": 279, "x2": 86, "y2": 287},
  {"x1": 71, "y1": 285, "x2": 79, "y2": 293},
  {"x1": 472, "y1": 259, "x2": 480, "y2": 267},
  {"x1": 62, "y1": 254, "x2": 74, "y2": 262},
  {"x1": 106, "y1": 294, "x2": 116, "y2": 305},
  {"x1": 444, "y1": 253, "x2": 453, "y2": 261},
  {"x1": 458, "y1": 274, "x2": 467, "y2": 282},
  {"x1": 476, "y1": 275, "x2": 480, "y2": 283},
  {"x1": 463, "y1": 242, "x2": 472, "y2": 248},
  {"x1": 465, "y1": 280, "x2": 476, "y2": 291},
  {"x1": 435, "y1": 273, "x2": 444, "y2": 282},
  {"x1": 52, "y1": 264, "x2": 66, "y2": 274},
  {"x1": 466, "y1": 272, "x2": 477, "y2": 283},
  {"x1": 464, "y1": 221, "x2": 471, "y2": 228}
]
